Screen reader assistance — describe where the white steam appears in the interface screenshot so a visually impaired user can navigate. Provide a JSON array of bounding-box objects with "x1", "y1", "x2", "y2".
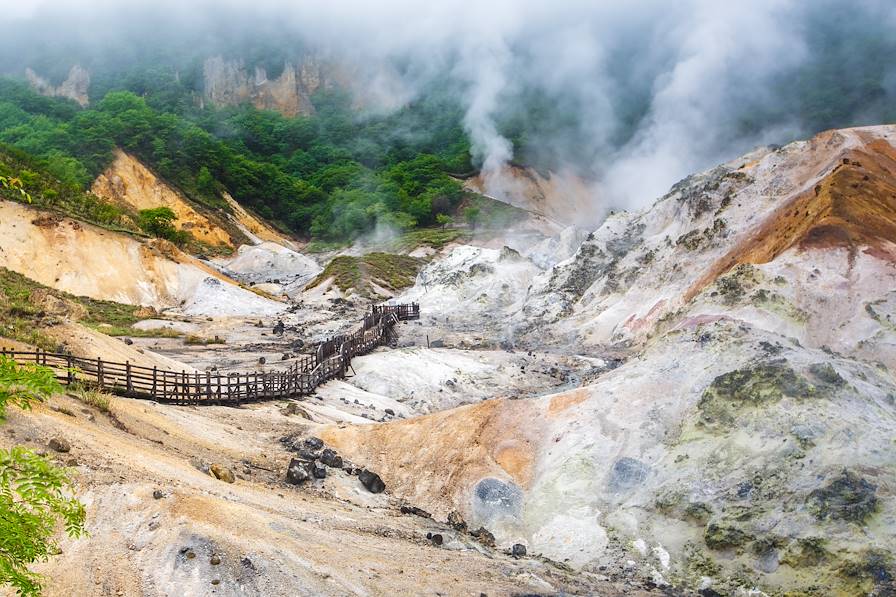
[{"x1": 5, "y1": 0, "x2": 896, "y2": 224}]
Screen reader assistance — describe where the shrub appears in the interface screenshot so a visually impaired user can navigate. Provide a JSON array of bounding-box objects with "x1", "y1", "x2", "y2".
[{"x1": 0, "y1": 356, "x2": 87, "y2": 596}]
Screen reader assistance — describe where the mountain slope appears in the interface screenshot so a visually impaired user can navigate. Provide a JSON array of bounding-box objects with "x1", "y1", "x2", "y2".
[{"x1": 325, "y1": 125, "x2": 896, "y2": 596}]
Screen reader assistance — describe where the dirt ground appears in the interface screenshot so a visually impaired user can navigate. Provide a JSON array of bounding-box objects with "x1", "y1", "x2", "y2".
[{"x1": 0, "y1": 389, "x2": 658, "y2": 597}]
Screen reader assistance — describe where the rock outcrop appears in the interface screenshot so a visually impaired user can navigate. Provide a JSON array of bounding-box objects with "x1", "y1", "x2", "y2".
[
  {"x1": 201, "y1": 56, "x2": 344, "y2": 117},
  {"x1": 0, "y1": 199, "x2": 283, "y2": 316},
  {"x1": 326, "y1": 125, "x2": 896, "y2": 596},
  {"x1": 91, "y1": 149, "x2": 240, "y2": 250},
  {"x1": 25, "y1": 65, "x2": 90, "y2": 106}
]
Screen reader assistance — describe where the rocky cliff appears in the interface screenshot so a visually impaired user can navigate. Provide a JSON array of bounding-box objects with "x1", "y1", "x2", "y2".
[
  {"x1": 25, "y1": 65, "x2": 90, "y2": 106},
  {"x1": 201, "y1": 55, "x2": 344, "y2": 117},
  {"x1": 91, "y1": 149, "x2": 240, "y2": 250}
]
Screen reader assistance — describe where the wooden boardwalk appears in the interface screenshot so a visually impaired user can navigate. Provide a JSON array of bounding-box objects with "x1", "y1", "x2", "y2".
[{"x1": 0, "y1": 303, "x2": 419, "y2": 405}]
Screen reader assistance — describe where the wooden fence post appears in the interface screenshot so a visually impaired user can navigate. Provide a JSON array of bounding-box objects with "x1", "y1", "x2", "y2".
[
  {"x1": 126, "y1": 361, "x2": 132, "y2": 394},
  {"x1": 97, "y1": 358, "x2": 104, "y2": 389}
]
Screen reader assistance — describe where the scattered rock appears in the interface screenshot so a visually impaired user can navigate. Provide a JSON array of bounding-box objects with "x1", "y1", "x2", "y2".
[
  {"x1": 809, "y1": 470, "x2": 878, "y2": 523},
  {"x1": 280, "y1": 402, "x2": 311, "y2": 419},
  {"x1": 511, "y1": 544, "x2": 527, "y2": 558},
  {"x1": 429, "y1": 533, "x2": 443, "y2": 546},
  {"x1": 470, "y1": 527, "x2": 496, "y2": 548},
  {"x1": 258, "y1": 356, "x2": 266, "y2": 365},
  {"x1": 384, "y1": 408, "x2": 395, "y2": 416},
  {"x1": 704, "y1": 522, "x2": 753, "y2": 551},
  {"x1": 312, "y1": 462, "x2": 327, "y2": 479},
  {"x1": 210, "y1": 555, "x2": 221, "y2": 566},
  {"x1": 285, "y1": 458, "x2": 313, "y2": 484},
  {"x1": 123, "y1": 338, "x2": 134, "y2": 345},
  {"x1": 447, "y1": 510, "x2": 467, "y2": 532},
  {"x1": 152, "y1": 489, "x2": 165, "y2": 500},
  {"x1": 210, "y1": 464, "x2": 236, "y2": 483},
  {"x1": 48, "y1": 437, "x2": 71, "y2": 453},
  {"x1": 319, "y1": 448, "x2": 343, "y2": 468},
  {"x1": 808, "y1": 362, "x2": 846, "y2": 387},
  {"x1": 400, "y1": 505, "x2": 432, "y2": 518},
  {"x1": 359, "y1": 469, "x2": 385, "y2": 493}
]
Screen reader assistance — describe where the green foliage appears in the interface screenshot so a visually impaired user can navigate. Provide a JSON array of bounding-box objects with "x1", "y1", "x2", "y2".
[
  {"x1": 0, "y1": 171, "x2": 30, "y2": 201},
  {"x1": 0, "y1": 80, "x2": 470, "y2": 243},
  {"x1": 137, "y1": 207, "x2": 184, "y2": 243},
  {"x1": 0, "y1": 267, "x2": 155, "y2": 348},
  {"x1": 0, "y1": 356, "x2": 87, "y2": 596},
  {"x1": 307, "y1": 252, "x2": 423, "y2": 296},
  {"x1": 0, "y1": 146, "x2": 132, "y2": 231},
  {"x1": 464, "y1": 206, "x2": 481, "y2": 228}
]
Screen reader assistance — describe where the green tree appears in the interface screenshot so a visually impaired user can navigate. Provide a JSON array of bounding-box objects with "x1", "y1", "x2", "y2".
[
  {"x1": 0, "y1": 356, "x2": 87, "y2": 596},
  {"x1": 435, "y1": 213, "x2": 453, "y2": 228},
  {"x1": 464, "y1": 206, "x2": 481, "y2": 229},
  {"x1": 137, "y1": 207, "x2": 181, "y2": 242},
  {"x1": 0, "y1": 173, "x2": 30, "y2": 201},
  {"x1": 195, "y1": 166, "x2": 217, "y2": 198}
]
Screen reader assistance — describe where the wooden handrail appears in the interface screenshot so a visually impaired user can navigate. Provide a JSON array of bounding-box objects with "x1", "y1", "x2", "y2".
[{"x1": 0, "y1": 303, "x2": 420, "y2": 405}]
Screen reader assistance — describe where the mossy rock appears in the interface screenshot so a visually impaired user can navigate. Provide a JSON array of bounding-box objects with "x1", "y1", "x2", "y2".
[
  {"x1": 837, "y1": 549, "x2": 894, "y2": 594},
  {"x1": 699, "y1": 359, "x2": 814, "y2": 426},
  {"x1": 704, "y1": 521, "x2": 754, "y2": 550},
  {"x1": 808, "y1": 470, "x2": 877, "y2": 523},
  {"x1": 808, "y1": 362, "x2": 845, "y2": 387},
  {"x1": 781, "y1": 537, "x2": 829, "y2": 568}
]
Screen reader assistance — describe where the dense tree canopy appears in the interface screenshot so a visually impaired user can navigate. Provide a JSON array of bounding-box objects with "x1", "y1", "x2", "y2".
[{"x1": 0, "y1": 79, "x2": 469, "y2": 241}]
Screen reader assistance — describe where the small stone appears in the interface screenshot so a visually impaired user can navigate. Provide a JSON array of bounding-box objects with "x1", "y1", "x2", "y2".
[
  {"x1": 210, "y1": 464, "x2": 235, "y2": 484},
  {"x1": 447, "y1": 511, "x2": 467, "y2": 532},
  {"x1": 186, "y1": 550, "x2": 196, "y2": 560},
  {"x1": 286, "y1": 458, "x2": 313, "y2": 484},
  {"x1": 471, "y1": 527, "x2": 496, "y2": 548},
  {"x1": 400, "y1": 505, "x2": 432, "y2": 518},
  {"x1": 152, "y1": 489, "x2": 165, "y2": 499},
  {"x1": 312, "y1": 463, "x2": 327, "y2": 479},
  {"x1": 123, "y1": 338, "x2": 133, "y2": 345},
  {"x1": 430, "y1": 533, "x2": 443, "y2": 546},
  {"x1": 319, "y1": 448, "x2": 343, "y2": 468},
  {"x1": 358, "y1": 469, "x2": 385, "y2": 493},
  {"x1": 511, "y1": 543, "x2": 527, "y2": 558},
  {"x1": 211, "y1": 579, "x2": 220, "y2": 586},
  {"x1": 258, "y1": 356, "x2": 266, "y2": 364},
  {"x1": 48, "y1": 437, "x2": 71, "y2": 453},
  {"x1": 210, "y1": 555, "x2": 221, "y2": 565},
  {"x1": 384, "y1": 408, "x2": 395, "y2": 416}
]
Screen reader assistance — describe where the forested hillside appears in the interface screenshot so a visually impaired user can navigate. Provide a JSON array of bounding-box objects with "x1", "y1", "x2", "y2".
[
  {"x1": 0, "y1": 79, "x2": 470, "y2": 241},
  {"x1": 1, "y1": 0, "x2": 894, "y2": 243}
]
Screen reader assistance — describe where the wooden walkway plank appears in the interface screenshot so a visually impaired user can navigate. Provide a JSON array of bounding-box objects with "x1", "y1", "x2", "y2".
[{"x1": 0, "y1": 303, "x2": 418, "y2": 406}]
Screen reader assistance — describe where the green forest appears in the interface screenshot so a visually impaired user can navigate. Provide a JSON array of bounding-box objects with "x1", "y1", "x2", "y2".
[{"x1": 0, "y1": 78, "x2": 471, "y2": 242}]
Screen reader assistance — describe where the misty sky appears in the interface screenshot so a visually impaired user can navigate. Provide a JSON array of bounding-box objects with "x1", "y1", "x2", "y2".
[{"x1": 4, "y1": 0, "x2": 896, "y2": 217}]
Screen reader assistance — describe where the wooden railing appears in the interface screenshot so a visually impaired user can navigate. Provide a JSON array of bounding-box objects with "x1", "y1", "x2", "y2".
[{"x1": 0, "y1": 303, "x2": 420, "y2": 405}]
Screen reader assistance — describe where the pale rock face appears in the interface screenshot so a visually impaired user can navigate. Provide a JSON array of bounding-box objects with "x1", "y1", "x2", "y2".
[
  {"x1": 0, "y1": 200, "x2": 283, "y2": 316},
  {"x1": 25, "y1": 65, "x2": 90, "y2": 106},
  {"x1": 91, "y1": 149, "x2": 239, "y2": 250},
  {"x1": 326, "y1": 125, "x2": 896, "y2": 596},
  {"x1": 220, "y1": 241, "x2": 322, "y2": 297},
  {"x1": 399, "y1": 245, "x2": 541, "y2": 338},
  {"x1": 202, "y1": 55, "x2": 336, "y2": 117},
  {"x1": 465, "y1": 165, "x2": 601, "y2": 229}
]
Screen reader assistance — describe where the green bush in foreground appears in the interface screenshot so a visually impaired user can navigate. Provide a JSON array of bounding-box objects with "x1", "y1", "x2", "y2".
[{"x1": 0, "y1": 356, "x2": 86, "y2": 596}]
